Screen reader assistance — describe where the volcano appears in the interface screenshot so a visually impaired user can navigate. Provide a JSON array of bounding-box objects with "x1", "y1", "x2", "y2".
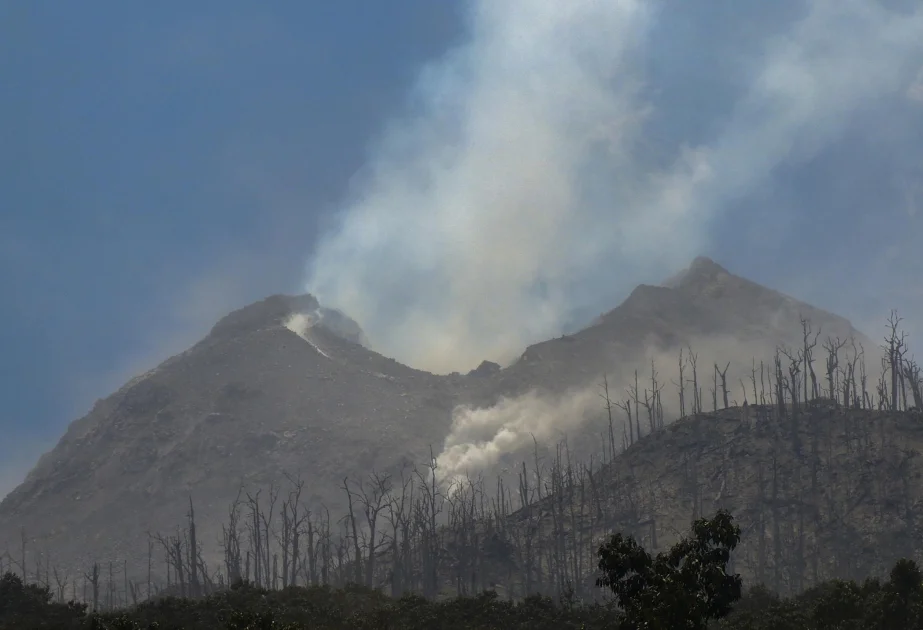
[{"x1": 0, "y1": 258, "x2": 873, "y2": 584}]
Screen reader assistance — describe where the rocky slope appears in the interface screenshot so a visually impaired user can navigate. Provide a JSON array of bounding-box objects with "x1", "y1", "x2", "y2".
[{"x1": 0, "y1": 294, "x2": 476, "y2": 579}]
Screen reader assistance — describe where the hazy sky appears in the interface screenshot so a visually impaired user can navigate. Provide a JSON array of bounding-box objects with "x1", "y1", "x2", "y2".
[{"x1": 2, "y1": 1, "x2": 922, "y2": 498}]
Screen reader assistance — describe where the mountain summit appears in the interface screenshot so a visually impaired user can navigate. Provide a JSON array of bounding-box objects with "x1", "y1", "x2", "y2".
[
  {"x1": 206, "y1": 294, "x2": 367, "y2": 346},
  {"x1": 660, "y1": 255, "x2": 730, "y2": 290},
  {"x1": 0, "y1": 258, "x2": 873, "y2": 583}
]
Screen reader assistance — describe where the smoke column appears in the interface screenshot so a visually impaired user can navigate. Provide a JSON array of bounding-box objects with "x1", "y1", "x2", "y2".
[{"x1": 305, "y1": 0, "x2": 923, "y2": 375}]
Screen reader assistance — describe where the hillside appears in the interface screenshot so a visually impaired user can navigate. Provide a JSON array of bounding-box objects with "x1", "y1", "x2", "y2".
[
  {"x1": 0, "y1": 294, "x2": 477, "y2": 582},
  {"x1": 0, "y1": 257, "x2": 879, "y2": 587},
  {"x1": 505, "y1": 402, "x2": 923, "y2": 598}
]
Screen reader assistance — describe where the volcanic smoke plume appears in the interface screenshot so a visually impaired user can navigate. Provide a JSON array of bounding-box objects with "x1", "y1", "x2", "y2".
[{"x1": 305, "y1": 0, "x2": 923, "y2": 375}]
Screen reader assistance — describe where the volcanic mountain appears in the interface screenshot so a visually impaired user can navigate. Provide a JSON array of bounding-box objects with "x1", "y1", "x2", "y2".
[
  {"x1": 491, "y1": 256, "x2": 869, "y2": 399},
  {"x1": 0, "y1": 257, "x2": 874, "y2": 582}
]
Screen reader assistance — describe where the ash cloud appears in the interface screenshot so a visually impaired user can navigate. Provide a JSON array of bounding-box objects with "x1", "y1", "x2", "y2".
[
  {"x1": 435, "y1": 326, "x2": 874, "y2": 484},
  {"x1": 436, "y1": 387, "x2": 601, "y2": 486},
  {"x1": 305, "y1": 0, "x2": 923, "y2": 375}
]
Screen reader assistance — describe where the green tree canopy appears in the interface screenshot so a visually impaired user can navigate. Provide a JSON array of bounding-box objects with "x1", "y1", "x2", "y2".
[{"x1": 596, "y1": 509, "x2": 743, "y2": 629}]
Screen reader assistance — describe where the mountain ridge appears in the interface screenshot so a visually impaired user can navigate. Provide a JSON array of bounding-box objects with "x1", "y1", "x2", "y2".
[{"x1": 0, "y1": 257, "x2": 877, "y2": 583}]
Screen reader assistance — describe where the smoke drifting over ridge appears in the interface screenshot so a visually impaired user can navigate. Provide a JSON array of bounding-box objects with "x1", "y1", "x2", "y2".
[
  {"x1": 305, "y1": 0, "x2": 923, "y2": 374},
  {"x1": 434, "y1": 330, "x2": 835, "y2": 484}
]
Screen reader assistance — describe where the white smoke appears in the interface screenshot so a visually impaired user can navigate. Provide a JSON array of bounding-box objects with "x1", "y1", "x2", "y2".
[
  {"x1": 283, "y1": 312, "x2": 316, "y2": 337},
  {"x1": 305, "y1": 0, "x2": 923, "y2": 375},
  {"x1": 434, "y1": 327, "x2": 870, "y2": 483},
  {"x1": 436, "y1": 388, "x2": 601, "y2": 486},
  {"x1": 283, "y1": 312, "x2": 333, "y2": 359}
]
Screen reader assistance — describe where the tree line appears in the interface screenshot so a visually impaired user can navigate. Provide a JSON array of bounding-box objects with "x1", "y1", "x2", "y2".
[{"x1": 6, "y1": 509, "x2": 923, "y2": 628}]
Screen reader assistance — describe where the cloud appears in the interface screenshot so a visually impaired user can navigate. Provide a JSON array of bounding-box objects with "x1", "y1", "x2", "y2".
[
  {"x1": 909, "y1": 65, "x2": 923, "y2": 102},
  {"x1": 305, "y1": 0, "x2": 923, "y2": 375}
]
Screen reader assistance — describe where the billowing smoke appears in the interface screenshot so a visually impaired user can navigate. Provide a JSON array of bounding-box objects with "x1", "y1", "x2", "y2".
[
  {"x1": 283, "y1": 307, "x2": 368, "y2": 347},
  {"x1": 433, "y1": 336, "x2": 710, "y2": 483},
  {"x1": 305, "y1": 0, "x2": 923, "y2": 374},
  {"x1": 434, "y1": 327, "x2": 871, "y2": 484},
  {"x1": 437, "y1": 387, "x2": 601, "y2": 487}
]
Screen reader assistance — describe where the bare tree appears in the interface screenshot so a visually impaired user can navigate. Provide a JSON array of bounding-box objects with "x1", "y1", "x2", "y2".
[
  {"x1": 385, "y1": 465, "x2": 414, "y2": 597},
  {"x1": 260, "y1": 483, "x2": 280, "y2": 587},
  {"x1": 413, "y1": 446, "x2": 445, "y2": 598},
  {"x1": 904, "y1": 356, "x2": 923, "y2": 410},
  {"x1": 342, "y1": 477, "x2": 363, "y2": 585},
  {"x1": 51, "y1": 566, "x2": 68, "y2": 604},
  {"x1": 84, "y1": 562, "x2": 100, "y2": 612},
  {"x1": 883, "y1": 310, "x2": 907, "y2": 411},
  {"x1": 599, "y1": 374, "x2": 619, "y2": 457},
  {"x1": 674, "y1": 348, "x2": 687, "y2": 417},
  {"x1": 628, "y1": 370, "x2": 643, "y2": 440},
  {"x1": 187, "y1": 497, "x2": 200, "y2": 597},
  {"x1": 688, "y1": 347, "x2": 701, "y2": 414},
  {"x1": 716, "y1": 361, "x2": 730, "y2": 409},
  {"x1": 648, "y1": 358, "x2": 665, "y2": 429},
  {"x1": 20, "y1": 527, "x2": 26, "y2": 583},
  {"x1": 823, "y1": 336, "x2": 847, "y2": 403},
  {"x1": 801, "y1": 316, "x2": 821, "y2": 402},
  {"x1": 358, "y1": 472, "x2": 393, "y2": 587},
  {"x1": 282, "y1": 473, "x2": 309, "y2": 588},
  {"x1": 614, "y1": 398, "x2": 634, "y2": 448},
  {"x1": 245, "y1": 490, "x2": 263, "y2": 587},
  {"x1": 222, "y1": 489, "x2": 244, "y2": 585}
]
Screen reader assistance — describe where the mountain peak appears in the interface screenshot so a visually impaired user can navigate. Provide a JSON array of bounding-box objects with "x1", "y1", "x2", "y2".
[
  {"x1": 204, "y1": 294, "x2": 368, "y2": 347},
  {"x1": 687, "y1": 255, "x2": 728, "y2": 276},
  {"x1": 661, "y1": 256, "x2": 731, "y2": 290},
  {"x1": 207, "y1": 294, "x2": 320, "y2": 341}
]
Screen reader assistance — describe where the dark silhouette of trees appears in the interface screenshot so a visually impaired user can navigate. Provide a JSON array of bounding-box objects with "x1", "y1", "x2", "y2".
[
  {"x1": 10, "y1": 547, "x2": 923, "y2": 628},
  {"x1": 875, "y1": 558, "x2": 923, "y2": 629},
  {"x1": 0, "y1": 571, "x2": 86, "y2": 629},
  {"x1": 597, "y1": 509, "x2": 742, "y2": 629}
]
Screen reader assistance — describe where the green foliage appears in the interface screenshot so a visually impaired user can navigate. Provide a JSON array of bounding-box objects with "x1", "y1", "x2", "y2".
[
  {"x1": 596, "y1": 509, "x2": 743, "y2": 629},
  {"x1": 718, "y1": 559, "x2": 923, "y2": 629},
  {"x1": 0, "y1": 571, "x2": 87, "y2": 629},
  {"x1": 0, "y1": 572, "x2": 624, "y2": 629},
  {"x1": 4, "y1": 540, "x2": 923, "y2": 629}
]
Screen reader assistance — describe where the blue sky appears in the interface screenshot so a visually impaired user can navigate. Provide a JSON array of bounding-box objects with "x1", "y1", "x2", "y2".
[
  {"x1": 0, "y1": 1, "x2": 463, "y2": 494},
  {"x1": 2, "y1": 1, "x2": 922, "y2": 497}
]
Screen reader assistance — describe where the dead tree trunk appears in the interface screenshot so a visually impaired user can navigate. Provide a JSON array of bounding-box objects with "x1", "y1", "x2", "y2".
[
  {"x1": 801, "y1": 316, "x2": 820, "y2": 402},
  {"x1": 187, "y1": 497, "x2": 199, "y2": 597},
  {"x1": 688, "y1": 348, "x2": 700, "y2": 414},
  {"x1": 904, "y1": 358, "x2": 923, "y2": 410},
  {"x1": 85, "y1": 563, "x2": 100, "y2": 612},
  {"x1": 343, "y1": 478, "x2": 363, "y2": 585},
  {"x1": 883, "y1": 310, "x2": 906, "y2": 411},
  {"x1": 716, "y1": 362, "x2": 730, "y2": 409}
]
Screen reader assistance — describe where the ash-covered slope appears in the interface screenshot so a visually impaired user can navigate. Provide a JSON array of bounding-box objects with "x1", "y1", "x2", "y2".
[
  {"x1": 0, "y1": 294, "x2": 473, "y2": 579},
  {"x1": 508, "y1": 403, "x2": 923, "y2": 595},
  {"x1": 489, "y1": 257, "x2": 872, "y2": 398}
]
